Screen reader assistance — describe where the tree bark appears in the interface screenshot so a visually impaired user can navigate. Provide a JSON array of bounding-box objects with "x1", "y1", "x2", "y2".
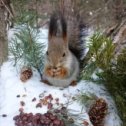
[{"x1": 0, "y1": 6, "x2": 8, "y2": 65}]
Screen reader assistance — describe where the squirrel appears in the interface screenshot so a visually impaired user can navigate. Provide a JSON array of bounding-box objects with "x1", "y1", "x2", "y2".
[{"x1": 42, "y1": 12, "x2": 87, "y2": 88}]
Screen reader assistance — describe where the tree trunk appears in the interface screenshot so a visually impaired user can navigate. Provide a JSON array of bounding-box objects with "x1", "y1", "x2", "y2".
[{"x1": 0, "y1": 6, "x2": 8, "y2": 65}]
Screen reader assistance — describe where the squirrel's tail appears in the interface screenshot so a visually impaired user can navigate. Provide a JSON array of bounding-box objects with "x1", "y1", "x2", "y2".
[
  {"x1": 68, "y1": 21, "x2": 87, "y2": 61},
  {"x1": 66, "y1": 13, "x2": 88, "y2": 64}
]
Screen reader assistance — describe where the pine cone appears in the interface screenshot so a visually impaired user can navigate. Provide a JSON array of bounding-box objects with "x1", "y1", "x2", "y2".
[
  {"x1": 20, "y1": 67, "x2": 33, "y2": 82},
  {"x1": 88, "y1": 98, "x2": 108, "y2": 126}
]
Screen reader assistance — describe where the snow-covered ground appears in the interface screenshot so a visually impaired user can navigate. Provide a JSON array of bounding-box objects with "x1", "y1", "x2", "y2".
[{"x1": 0, "y1": 28, "x2": 122, "y2": 126}]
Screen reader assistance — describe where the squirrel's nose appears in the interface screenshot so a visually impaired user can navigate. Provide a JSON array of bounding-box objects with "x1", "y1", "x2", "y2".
[{"x1": 53, "y1": 66, "x2": 57, "y2": 70}]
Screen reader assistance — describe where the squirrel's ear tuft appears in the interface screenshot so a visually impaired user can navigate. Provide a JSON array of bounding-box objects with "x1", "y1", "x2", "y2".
[
  {"x1": 48, "y1": 13, "x2": 67, "y2": 42},
  {"x1": 48, "y1": 13, "x2": 58, "y2": 40},
  {"x1": 61, "y1": 16, "x2": 67, "y2": 42}
]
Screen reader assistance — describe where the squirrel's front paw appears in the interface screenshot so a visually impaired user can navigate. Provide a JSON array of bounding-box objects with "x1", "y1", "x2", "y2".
[
  {"x1": 44, "y1": 67, "x2": 54, "y2": 77},
  {"x1": 44, "y1": 67, "x2": 68, "y2": 79},
  {"x1": 54, "y1": 67, "x2": 68, "y2": 79}
]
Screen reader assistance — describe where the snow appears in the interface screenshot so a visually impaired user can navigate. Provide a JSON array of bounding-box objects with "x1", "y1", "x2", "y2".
[
  {"x1": 89, "y1": 12, "x2": 93, "y2": 16},
  {"x1": 0, "y1": 28, "x2": 122, "y2": 126}
]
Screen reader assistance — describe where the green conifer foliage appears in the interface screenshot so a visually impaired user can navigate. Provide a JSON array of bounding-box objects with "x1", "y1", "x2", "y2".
[
  {"x1": 81, "y1": 33, "x2": 126, "y2": 125},
  {"x1": 9, "y1": 25, "x2": 45, "y2": 78}
]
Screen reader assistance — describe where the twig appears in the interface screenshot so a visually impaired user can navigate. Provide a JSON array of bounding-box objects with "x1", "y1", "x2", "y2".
[
  {"x1": 0, "y1": 0, "x2": 14, "y2": 18},
  {"x1": 37, "y1": 68, "x2": 43, "y2": 80}
]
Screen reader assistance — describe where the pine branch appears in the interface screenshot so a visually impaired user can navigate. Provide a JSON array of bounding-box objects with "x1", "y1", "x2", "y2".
[
  {"x1": 9, "y1": 25, "x2": 45, "y2": 78},
  {"x1": 76, "y1": 92, "x2": 98, "y2": 110},
  {"x1": 81, "y1": 32, "x2": 126, "y2": 125}
]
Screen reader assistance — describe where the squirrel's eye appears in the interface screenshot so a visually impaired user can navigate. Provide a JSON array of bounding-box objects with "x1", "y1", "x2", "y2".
[
  {"x1": 62, "y1": 53, "x2": 66, "y2": 57},
  {"x1": 46, "y1": 51, "x2": 49, "y2": 55}
]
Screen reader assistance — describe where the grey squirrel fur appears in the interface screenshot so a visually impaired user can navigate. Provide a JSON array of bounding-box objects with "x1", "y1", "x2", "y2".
[{"x1": 43, "y1": 13, "x2": 86, "y2": 88}]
